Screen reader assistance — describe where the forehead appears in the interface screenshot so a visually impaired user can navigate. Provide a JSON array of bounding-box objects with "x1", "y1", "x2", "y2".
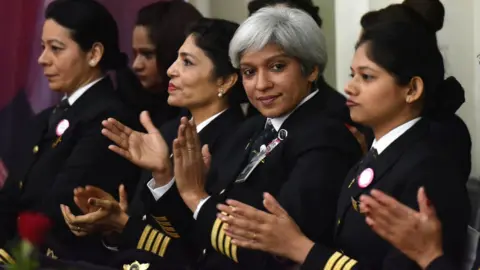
[
  {"x1": 42, "y1": 19, "x2": 72, "y2": 42},
  {"x1": 240, "y1": 43, "x2": 289, "y2": 66},
  {"x1": 352, "y1": 43, "x2": 377, "y2": 68},
  {"x1": 133, "y1": 26, "x2": 154, "y2": 47},
  {"x1": 178, "y1": 34, "x2": 208, "y2": 59}
]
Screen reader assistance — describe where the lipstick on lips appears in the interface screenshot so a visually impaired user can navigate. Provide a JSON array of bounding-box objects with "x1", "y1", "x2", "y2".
[
  {"x1": 257, "y1": 95, "x2": 279, "y2": 106},
  {"x1": 168, "y1": 82, "x2": 177, "y2": 92},
  {"x1": 346, "y1": 99, "x2": 358, "y2": 107}
]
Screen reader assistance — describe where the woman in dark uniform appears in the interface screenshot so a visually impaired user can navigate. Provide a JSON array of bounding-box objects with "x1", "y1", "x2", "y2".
[
  {"x1": 360, "y1": 0, "x2": 471, "y2": 180},
  {"x1": 60, "y1": 18, "x2": 246, "y2": 269},
  {"x1": 215, "y1": 4, "x2": 470, "y2": 270},
  {"x1": 0, "y1": 0, "x2": 140, "y2": 266}
]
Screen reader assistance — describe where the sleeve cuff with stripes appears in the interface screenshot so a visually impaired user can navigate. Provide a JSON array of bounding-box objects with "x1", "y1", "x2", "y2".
[
  {"x1": 0, "y1": 248, "x2": 15, "y2": 265},
  {"x1": 210, "y1": 217, "x2": 239, "y2": 263},
  {"x1": 121, "y1": 217, "x2": 172, "y2": 258},
  {"x1": 301, "y1": 244, "x2": 358, "y2": 270},
  {"x1": 195, "y1": 195, "x2": 240, "y2": 263}
]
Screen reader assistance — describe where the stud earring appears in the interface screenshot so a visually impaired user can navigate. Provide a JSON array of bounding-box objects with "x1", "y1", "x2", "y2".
[
  {"x1": 89, "y1": 60, "x2": 96, "y2": 67},
  {"x1": 218, "y1": 91, "x2": 224, "y2": 98}
]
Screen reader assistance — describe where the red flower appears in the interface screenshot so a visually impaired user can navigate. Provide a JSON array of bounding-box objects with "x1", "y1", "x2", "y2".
[{"x1": 17, "y1": 212, "x2": 53, "y2": 246}]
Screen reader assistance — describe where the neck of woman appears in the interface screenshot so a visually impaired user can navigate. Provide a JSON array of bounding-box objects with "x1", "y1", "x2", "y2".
[
  {"x1": 371, "y1": 112, "x2": 420, "y2": 142},
  {"x1": 66, "y1": 71, "x2": 103, "y2": 97}
]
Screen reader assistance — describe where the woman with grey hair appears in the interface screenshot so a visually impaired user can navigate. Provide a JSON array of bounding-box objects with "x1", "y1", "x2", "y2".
[{"x1": 75, "y1": 6, "x2": 362, "y2": 269}]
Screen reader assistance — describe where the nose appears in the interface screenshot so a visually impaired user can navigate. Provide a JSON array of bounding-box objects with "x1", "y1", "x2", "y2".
[
  {"x1": 166, "y1": 59, "x2": 179, "y2": 78},
  {"x1": 38, "y1": 49, "x2": 48, "y2": 66},
  {"x1": 344, "y1": 76, "x2": 359, "y2": 97},
  {"x1": 132, "y1": 56, "x2": 143, "y2": 72},
  {"x1": 254, "y1": 69, "x2": 273, "y2": 91}
]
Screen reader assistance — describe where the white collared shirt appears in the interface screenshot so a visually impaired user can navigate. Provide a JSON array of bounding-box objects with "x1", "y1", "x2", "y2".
[
  {"x1": 65, "y1": 77, "x2": 104, "y2": 105},
  {"x1": 371, "y1": 117, "x2": 421, "y2": 154},
  {"x1": 146, "y1": 109, "x2": 227, "y2": 201}
]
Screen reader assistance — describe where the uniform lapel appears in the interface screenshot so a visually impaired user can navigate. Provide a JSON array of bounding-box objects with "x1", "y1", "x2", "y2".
[
  {"x1": 335, "y1": 119, "x2": 429, "y2": 232},
  {"x1": 210, "y1": 117, "x2": 264, "y2": 193},
  {"x1": 197, "y1": 108, "x2": 243, "y2": 149}
]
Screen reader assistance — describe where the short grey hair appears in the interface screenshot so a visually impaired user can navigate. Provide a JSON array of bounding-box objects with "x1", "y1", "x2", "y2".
[{"x1": 229, "y1": 6, "x2": 327, "y2": 77}]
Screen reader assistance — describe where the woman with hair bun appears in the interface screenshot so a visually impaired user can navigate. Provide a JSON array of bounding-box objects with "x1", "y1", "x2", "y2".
[
  {"x1": 0, "y1": 0, "x2": 141, "y2": 266},
  {"x1": 360, "y1": 0, "x2": 471, "y2": 181},
  {"x1": 216, "y1": 2, "x2": 470, "y2": 270}
]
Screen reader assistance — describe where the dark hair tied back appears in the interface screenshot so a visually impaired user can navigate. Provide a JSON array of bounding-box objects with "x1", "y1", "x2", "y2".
[
  {"x1": 186, "y1": 18, "x2": 248, "y2": 107},
  {"x1": 45, "y1": 0, "x2": 125, "y2": 72},
  {"x1": 425, "y1": 76, "x2": 465, "y2": 119},
  {"x1": 403, "y1": 0, "x2": 445, "y2": 32}
]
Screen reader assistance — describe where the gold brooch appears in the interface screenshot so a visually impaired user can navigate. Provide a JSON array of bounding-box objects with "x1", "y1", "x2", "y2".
[{"x1": 123, "y1": 261, "x2": 150, "y2": 270}]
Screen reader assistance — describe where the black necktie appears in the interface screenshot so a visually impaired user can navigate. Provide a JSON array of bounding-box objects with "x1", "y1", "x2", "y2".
[
  {"x1": 247, "y1": 119, "x2": 277, "y2": 161},
  {"x1": 48, "y1": 99, "x2": 70, "y2": 132},
  {"x1": 355, "y1": 147, "x2": 378, "y2": 177}
]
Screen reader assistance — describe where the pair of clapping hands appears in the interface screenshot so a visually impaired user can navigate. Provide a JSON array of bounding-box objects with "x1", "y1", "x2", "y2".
[{"x1": 60, "y1": 111, "x2": 211, "y2": 236}]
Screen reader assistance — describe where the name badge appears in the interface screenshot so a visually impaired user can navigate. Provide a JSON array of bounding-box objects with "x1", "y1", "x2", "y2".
[{"x1": 235, "y1": 129, "x2": 288, "y2": 183}]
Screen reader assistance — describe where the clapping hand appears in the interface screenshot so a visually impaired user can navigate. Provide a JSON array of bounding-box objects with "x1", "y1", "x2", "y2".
[
  {"x1": 360, "y1": 187, "x2": 443, "y2": 269},
  {"x1": 172, "y1": 117, "x2": 211, "y2": 212},
  {"x1": 102, "y1": 111, "x2": 172, "y2": 181},
  {"x1": 61, "y1": 185, "x2": 129, "y2": 236}
]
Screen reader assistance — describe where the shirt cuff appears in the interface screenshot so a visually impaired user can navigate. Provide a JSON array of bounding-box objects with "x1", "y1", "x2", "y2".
[
  {"x1": 193, "y1": 196, "x2": 211, "y2": 220},
  {"x1": 146, "y1": 177, "x2": 175, "y2": 201},
  {"x1": 101, "y1": 238, "x2": 119, "y2": 252}
]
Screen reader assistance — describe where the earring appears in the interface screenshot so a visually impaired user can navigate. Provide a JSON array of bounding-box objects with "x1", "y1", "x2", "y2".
[
  {"x1": 218, "y1": 90, "x2": 224, "y2": 98},
  {"x1": 89, "y1": 60, "x2": 96, "y2": 67}
]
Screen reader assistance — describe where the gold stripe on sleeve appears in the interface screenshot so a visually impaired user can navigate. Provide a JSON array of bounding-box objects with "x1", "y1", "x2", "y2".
[
  {"x1": 343, "y1": 258, "x2": 358, "y2": 270},
  {"x1": 159, "y1": 236, "x2": 171, "y2": 257},
  {"x1": 151, "y1": 233, "x2": 165, "y2": 254},
  {"x1": 333, "y1": 255, "x2": 350, "y2": 270},
  {"x1": 231, "y1": 242, "x2": 238, "y2": 263},
  {"x1": 210, "y1": 218, "x2": 222, "y2": 251},
  {"x1": 0, "y1": 249, "x2": 15, "y2": 265},
  {"x1": 137, "y1": 225, "x2": 153, "y2": 249},
  {"x1": 324, "y1": 252, "x2": 342, "y2": 270},
  {"x1": 145, "y1": 230, "x2": 159, "y2": 252},
  {"x1": 217, "y1": 222, "x2": 227, "y2": 255}
]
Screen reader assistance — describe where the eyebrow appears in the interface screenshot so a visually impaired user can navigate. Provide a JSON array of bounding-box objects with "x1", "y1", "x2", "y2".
[
  {"x1": 136, "y1": 47, "x2": 155, "y2": 52},
  {"x1": 240, "y1": 53, "x2": 289, "y2": 66},
  {"x1": 352, "y1": 66, "x2": 378, "y2": 73},
  {"x1": 179, "y1": 52, "x2": 197, "y2": 60},
  {"x1": 43, "y1": 39, "x2": 66, "y2": 47}
]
